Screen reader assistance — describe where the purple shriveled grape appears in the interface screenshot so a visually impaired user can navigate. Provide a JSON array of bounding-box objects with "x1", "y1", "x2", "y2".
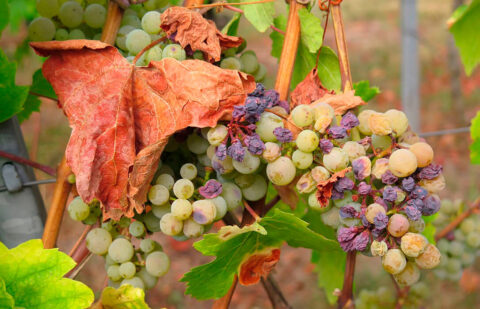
[
  {"x1": 199, "y1": 179, "x2": 223, "y2": 199},
  {"x1": 383, "y1": 186, "x2": 398, "y2": 203},
  {"x1": 411, "y1": 186, "x2": 428, "y2": 199},
  {"x1": 244, "y1": 133, "x2": 265, "y2": 155},
  {"x1": 374, "y1": 212, "x2": 389, "y2": 230},
  {"x1": 382, "y1": 170, "x2": 398, "y2": 185},
  {"x1": 329, "y1": 126, "x2": 348, "y2": 139},
  {"x1": 401, "y1": 177, "x2": 416, "y2": 192},
  {"x1": 405, "y1": 205, "x2": 422, "y2": 221},
  {"x1": 418, "y1": 164, "x2": 443, "y2": 180},
  {"x1": 319, "y1": 139, "x2": 333, "y2": 154},
  {"x1": 232, "y1": 105, "x2": 246, "y2": 119},
  {"x1": 273, "y1": 127, "x2": 293, "y2": 143},
  {"x1": 341, "y1": 111, "x2": 360, "y2": 129},
  {"x1": 334, "y1": 177, "x2": 355, "y2": 193},
  {"x1": 421, "y1": 195, "x2": 440, "y2": 216},
  {"x1": 358, "y1": 182, "x2": 372, "y2": 195},
  {"x1": 227, "y1": 141, "x2": 245, "y2": 162},
  {"x1": 215, "y1": 144, "x2": 227, "y2": 161},
  {"x1": 250, "y1": 83, "x2": 265, "y2": 97}
]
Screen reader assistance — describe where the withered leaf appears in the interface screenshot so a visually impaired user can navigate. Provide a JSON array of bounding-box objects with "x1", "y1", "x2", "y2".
[
  {"x1": 238, "y1": 248, "x2": 281, "y2": 286},
  {"x1": 160, "y1": 7, "x2": 243, "y2": 62},
  {"x1": 316, "y1": 90, "x2": 365, "y2": 115},
  {"x1": 290, "y1": 68, "x2": 331, "y2": 108},
  {"x1": 31, "y1": 40, "x2": 255, "y2": 220},
  {"x1": 316, "y1": 167, "x2": 351, "y2": 207},
  {"x1": 273, "y1": 176, "x2": 300, "y2": 209}
]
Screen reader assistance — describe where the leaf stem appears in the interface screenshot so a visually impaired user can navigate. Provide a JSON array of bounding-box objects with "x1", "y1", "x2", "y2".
[
  {"x1": 133, "y1": 36, "x2": 167, "y2": 66},
  {"x1": 28, "y1": 91, "x2": 59, "y2": 103},
  {"x1": 0, "y1": 149, "x2": 56, "y2": 176},
  {"x1": 264, "y1": 194, "x2": 281, "y2": 215}
]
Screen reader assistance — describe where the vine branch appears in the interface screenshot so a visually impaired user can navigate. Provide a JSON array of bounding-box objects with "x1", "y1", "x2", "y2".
[
  {"x1": 0, "y1": 149, "x2": 56, "y2": 176},
  {"x1": 435, "y1": 197, "x2": 480, "y2": 241}
]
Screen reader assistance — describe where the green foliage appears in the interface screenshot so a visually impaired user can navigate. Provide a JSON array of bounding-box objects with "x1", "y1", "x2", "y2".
[
  {"x1": 0, "y1": 49, "x2": 29, "y2": 123},
  {"x1": 422, "y1": 223, "x2": 436, "y2": 245},
  {"x1": 16, "y1": 69, "x2": 56, "y2": 122},
  {"x1": 232, "y1": 0, "x2": 274, "y2": 32},
  {"x1": 100, "y1": 285, "x2": 150, "y2": 309},
  {"x1": 181, "y1": 209, "x2": 341, "y2": 300},
  {"x1": 353, "y1": 80, "x2": 381, "y2": 102},
  {"x1": 0, "y1": 279, "x2": 14, "y2": 309},
  {"x1": 221, "y1": 13, "x2": 242, "y2": 36},
  {"x1": 0, "y1": 239, "x2": 94, "y2": 309},
  {"x1": 0, "y1": 0, "x2": 9, "y2": 37},
  {"x1": 270, "y1": 15, "x2": 341, "y2": 91},
  {"x1": 7, "y1": 0, "x2": 37, "y2": 32},
  {"x1": 450, "y1": 0, "x2": 480, "y2": 75},
  {"x1": 298, "y1": 8, "x2": 324, "y2": 53},
  {"x1": 304, "y1": 210, "x2": 346, "y2": 304},
  {"x1": 470, "y1": 111, "x2": 480, "y2": 164}
]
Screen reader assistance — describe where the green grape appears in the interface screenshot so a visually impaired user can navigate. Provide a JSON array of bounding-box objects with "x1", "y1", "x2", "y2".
[
  {"x1": 220, "y1": 182, "x2": 243, "y2": 211},
  {"x1": 212, "y1": 155, "x2": 234, "y2": 174},
  {"x1": 241, "y1": 175, "x2": 267, "y2": 202},
  {"x1": 107, "y1": 265, "x2": 122, "y2": 281},
  {"x1": 292, "y1": 149, "x2": 313, "y2": 169},
  {"x1": 466, "y1": 232, "x2": 480, "y2": 248},
  {"x1": 84, "y1": 4, "x2": 106, "y2": 28},
  {"x1": 436, "y1": 238, "x2": 450, "y2": 253},
  {"x1": 365, "y1": 203, "x2": 386, "y2": 224},
  {"x1": 192, "y1": 200, "x2": 217, "y2": 225},
  {"x1": 256, "y1": 112, "x2": 284, "y2": 142},
  {"x1": 220, "y1": 57, "x2": 243, "y2": 71},
  {"x1": 448, "y1": 241, "x2": 464, "y2": 257},
  {"x1": 140, "y1": 239, "x2": 156, "y2": 253},
  {"x1": 234, "y1": 174, "x2": 256, "y2": 188},
  {"x1": 173, "y1": 179, "x2": 195, "y2": 199},
  {"x1": 460, "y1": 251, "x2": 475, "y2": 266},
  {"x1": 308, "y1": 192, "x2": 331, "y2": 212},
  {"x1": 108, "y1": 238, "x2": 134, "y2": 263},
  {"x1": 447, "y1": 270, "x2": 463, "y2": 281},
  {"x1": 323, "y1": 147, "x2": 349, "y2": 172},
  {"x1": 55, "y1": 28, "x2": 69, "y2": 40},
  {"x1": 148, "y1": 184, "x2": 170, "y2": 205},
  {"x1": 388, "y1": 149, "x2": 418, "y2": 177},
  {"x1": 266, "y1": 156, "x2": 296, "y2": 186},
  {"x1": 207, "y1": 125, "x2": 228, "y2": 146},
  {"x1": 160, "y1": 213, "x2": 183, "y2": 236},
  {"x1": 129, "y1": 221, "x2": 146, "y2": 237},
  {"x1": 121, "y1": 277, "x2": 145, "y2": 290},
  {"x1": 118, "y1": 217, "x2": 131, "y2": 228},
  {"x1": 137, "y1": 268, "x2": 158, "y2": 290},
  {"x1": 291, "y1": 105, "x2": 314, "y2": 127},
  {"x1": 445, "y1": 258, "x2": 462, "y2": 274},
  {"x1": 171, "y1": 199, "x2": 193, "y2": 220},
  {"x1": 339, "y1": 203, "x2": 361, "y2": 227},
  {"x1": 145, "y1": 45, "x2": 162, "y2": 63},
  {"x1": 409, "y1": 142, "x2": 434, "y2": 168},
  {"x1": 371, "y1": 240, "x2": 388, "y2": 257},
  {"x1": 460, "y1": 217, "x2": 475, "y2": 235},
  {"x1": 223, "y1": 47, "x2": 237, "y2": 57},
  {"x1": 141, "y1": 11, "x2": 161, "y2": 34},
  {"x1": 142, "y1": 0, "x2": 157, "y2": 10},
  {"x1": 321, "y1": 207, "x2": 340, "y2": 228},
  {"x1": 239, "y1": 50, "x2": 259, "y2": 74},
  {"x1": 37, "y1": 0, "x2": 60, "y2": 18},
  {"x1": 116, "y1": 25, "x2": 136, "y2": 51},
  {"x1": 394, "y1": 262, "x2": 420, "y2": 286},
  {"x1": 387, "y1": 214, "x2": 410, "y2": 237},
  {"x1": 385, "y1": 109, "x2": 408, "y2": 136},
  {"x1": 155, "y1": 173, "x2": 174, "y2": 190},
  {"x1": 197, "y1": 154, "x2": 212, "y2": 168},
  {"x1": 162, "y1": 44, "x2": 186, "y2": 61},
  {"x1": 193, "y1": 50, "x2": 204, "y2": 60},
  {"x1": 371, "y1": 135, "x2": 392, "y2": 153},
  {"x1": 311, "y1": 166, "x2": 330, "y2": 182},
  {"x1": 408, "y1": 218, "x2": 425, "y2": 233},
  {"x1": 68, "y1": 29, "x2": 85, "y2": 39},
  {"x1": 342, "y1": 141, "x2": 367, "y2": 162},
  {"x1": 211, "y1": 196, "x2": 227, "y2": 220},
  {"x1": 382, "y1": 249, "x2": 407, "y2": 274},
  {"x1": 102, "y1": 220, "x2": 115, "y2": 232},
  {"x1": 67, "y1": 196, "x2": 90, "y2": 221},
  {"x1": 415, "y1": 244, "x2": 441, "y2": 269},
  {"x1": 59, "y1": 1, "x2": 83, "y2": 28},
  {"x1": 369, "y1": 112, "x2": 392, "y2": 136},
  {"x1": 126, "y1": 29, "x2": 151, "y2": 55},
  {"x1": 186, "y1": 133, "x2": 209, "y2": 154},
  {"x1": 87, "y1": 0, "x2": 106, "y2": 4},
  {"x1": 183, "y1": 218, "x2": 205, "y2": 238},
  {"x1": 253, "y1": 63, "x2": 267, "y2": 82},
  {"x1": 295, "y1": 130, "x2": 319, "y2": 153},
  {"x1": 105, "y1": 254, "x2": 116, "y2": 267},
  {"x1": 357, "y1": 109, "x2": 376, "y2": 135},
  {"x1": 86, "y1": 228, "x2": 112, "y2": 255},
  {"x1": 119, "y1": 261, "x2": 136, "y2": 279},
  {"x1": 29, "y1": 17, "x2": 56, "y2": 41},
  {"x1": 400, "y1": 233, "x2": 428, "y2": 257},
  {"x1": 122, "y1": 14, "x2": 141, "y2": 28},
  {"x1": 262, "y1": 142, "x2": 281, "y2": 162},
  {"x1": 332, "y1": 191, "x2": 353, "y2": 207},
  {"x1": 232, "y1": 149, "x2": 260, "y2": 174},
  {"x1": 145, "y1": 251, "x2": 170, "y2": 277},
  {"x1": 180, "y1": 163, "x2": 197, "y2": 180}
]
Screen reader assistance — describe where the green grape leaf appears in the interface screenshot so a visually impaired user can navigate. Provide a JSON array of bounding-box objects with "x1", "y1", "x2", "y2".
[
  {"x1": 0, "y1": 0, "x2": 9, "y2": 37},
  {"x1": 450, "y1": 0, "x2": 480, "y2": 75},
  {"x1": 270, "y1": 16, "x2": 341, "y2": 91},
  {"x1": 0, "y1": 239, "x2": 94, "y2": 309},
  {"x1": 0, "y1": 49, "x2": 29, "y2": 123},
  {"x1": 353, "y1": 80, "x2": 380, "y2": 102},
  {"x1": 100, "y1": 285, "x2": 150, "y2": 309},
  {"x1": 0, "y1": 279, "x2": 14, "y2": 309},
  {"x1": 16, "y1": 94, "x2": 41, "y2": 123},
  {"x1": 29, "y1": 68, "x2": 57, "y2": 100},
  {"x1": 181, "y1": 209, "x2": 342, "y2": 300},
  {"x1": 471, "y1": 111, "x2": 480, "y2": 164},
  {"x1": 7, "y1": 0, "x2": 36, "y2": 32},
  {"x1": 303, "y1": 209, "x2": 346, "y2": 304},
  {"x1": 422, "y1": 223, "x2": 436, "y2": 244},
  {"x1": 298, "y1": 7, "x2": 323, "y2": 53},
  {"x1": 222, "y1": 13, "x2": 242, "y2": 36},
  {"x1": 234, "y1": 0, "x2": 274, "y2": 32}
]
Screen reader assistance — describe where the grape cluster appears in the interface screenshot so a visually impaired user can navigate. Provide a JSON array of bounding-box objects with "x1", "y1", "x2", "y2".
[
  {"x1": 356, "y1": 282, "x2": 428, "y2": 309},
  {"x1": 432, "y1": 199, "x2": 480, "y2": 281},
  {"x1": 68, "y1": 196, "x2": 170, "y2": 290},
  {"x1": 220, "y1": 49, "x2": 266, "y2": 83}
]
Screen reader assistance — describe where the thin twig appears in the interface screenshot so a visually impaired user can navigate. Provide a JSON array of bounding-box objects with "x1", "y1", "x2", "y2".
[
  {"x1": 69, "y1": 224, "x2": 95, "y2": 257},
  {"x1": 243, "y1": 200, "x2": 261, "y2": 221},
  {"x1": 133, "y1": 36, "x2": 167, "y2": 65},
  {"x1": 29, "y1": 91, "x2": 59, "y2": 103},
  {"x1": 225, "y1": 4, "x2": 243, "y2": 13},
  {"x1": 0, "y1": 149, "x2": 56, "y2": 176},
  {"x1": 271, "y1": 25, "x2": 286, "y2": 35},
  {"x1": 264, "y1": 194, "x2": 281, "y2": 215},
  {"x1": 435, "y1": 198, "x2": 480, "y2": 241},
  {"x1": 187, "y1": 0, "x2": 274, "y2": 9}
]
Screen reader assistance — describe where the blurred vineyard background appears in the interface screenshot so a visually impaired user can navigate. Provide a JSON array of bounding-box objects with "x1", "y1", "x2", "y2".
[{"x1": 1, "y1": 0, "x2": 479, "y2": 308}]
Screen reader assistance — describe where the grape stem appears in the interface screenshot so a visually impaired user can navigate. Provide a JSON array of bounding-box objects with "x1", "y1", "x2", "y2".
[
  {"x1": 337, "y1": 251, "x2": 356, "y2": 309},
  {"x1": 0, "y1": 149, "x2": 56, "y2": 176},
  {"x1": 265, "y1": 194, "x2": 281, "y2": 214},
  {"x1": 435, "y1": 197, "x2": 480, "y2": 241},
  {"x1": 28, "y1": 91, "x2": 59, "y2": 103},
  {"x1": 391, "y1": 275, "x2": 410, "y2": 309},
  {"x1": 186, "y1": 0, "x2": 275, "y2": 10},
  {"x1": 68, "y1": 224, "x2": 95, "y2": 257},
  {"x1": 133, "y1": 36, "x2": 167, "y2": 66},
  {"x1": 243, "y1": 200, "x2": 261, "y2": 222}
]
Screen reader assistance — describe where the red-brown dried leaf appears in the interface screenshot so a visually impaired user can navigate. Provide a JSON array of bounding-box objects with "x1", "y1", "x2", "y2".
[
  {"x1": 290, "y1": 68, "x2": 331, "y2": 108},
  {"x1": 316, "y1": 167, "x2": 351, "y2": 207},
  {"x1": 238, "y1": 248, "x2": 281, "y2": 286},
  {"x1": 318, "y1": 90, "x2": 365, "y2": 115},
  {"x1": 160, "y1": 7, "x2": 243, "y2": 62},
  {"x1": 31, "y1": 40, "x2": 255, "y2": 220},
  {"x1": 273, "y1": 176, "x2": 300, "y2": 209}
]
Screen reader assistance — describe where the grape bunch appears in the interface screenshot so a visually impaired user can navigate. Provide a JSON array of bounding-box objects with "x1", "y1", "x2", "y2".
[
  {"x1": 432, "y1": 199, "x2": 480, "y2": 281},
  {"x1": 220, "y1": 49, "x2": 267, "y2": 83},
  {"x1": 356, "y1": 282, "x2": 428, "y2": 309}
]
